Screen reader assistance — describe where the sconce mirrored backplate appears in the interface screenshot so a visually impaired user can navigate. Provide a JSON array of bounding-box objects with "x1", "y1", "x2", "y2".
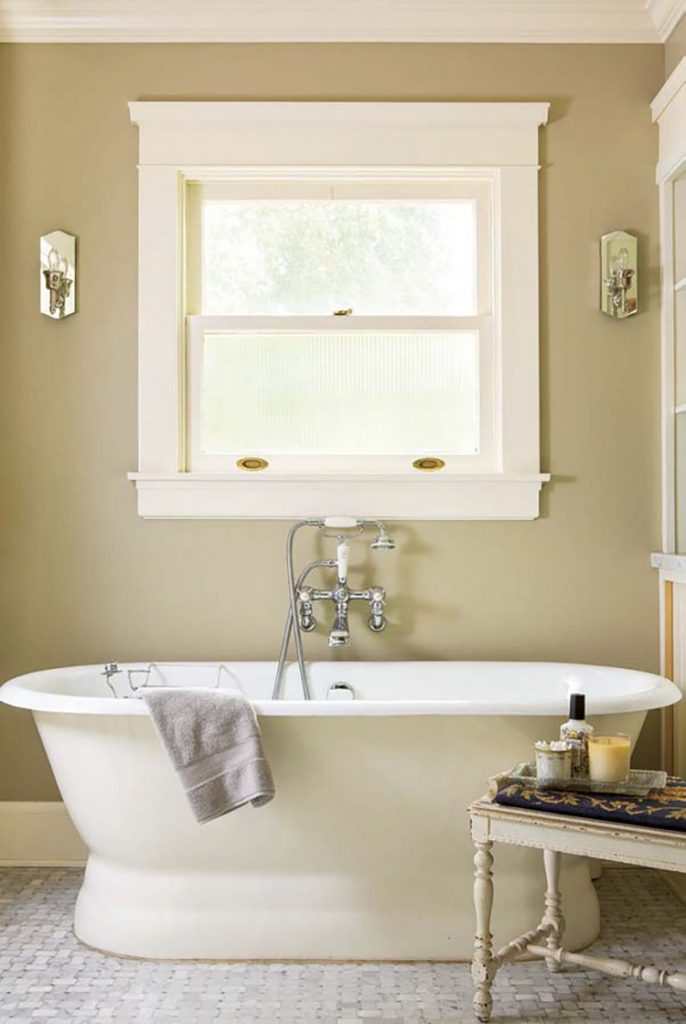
[
  {"x1": 600, "y1": 230, "x2": 637, "y2": 319},
  {"x1": 40, "y1": 230, "x2": 76, "y2": 319}
]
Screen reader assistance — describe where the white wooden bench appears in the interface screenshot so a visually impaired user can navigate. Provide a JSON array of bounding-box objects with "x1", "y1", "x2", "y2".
[{"x1": 469, "y1": 787, "x2": 686, "y2": 1022}]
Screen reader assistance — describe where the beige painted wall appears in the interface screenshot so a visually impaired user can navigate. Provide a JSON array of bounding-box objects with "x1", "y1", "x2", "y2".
[
  {"x1": 666, "y1": 15, "x2": 686, "y2": 76},
  {"x1": 0, "y1": 43, "x2": 664, "y2": 800}
]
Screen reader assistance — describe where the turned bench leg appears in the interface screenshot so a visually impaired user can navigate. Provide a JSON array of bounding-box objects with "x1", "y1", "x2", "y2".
[
  {"x1": 542, "y1": 848, "x2": 564, "y2": 972},
  {"x1": 472, "y1": 840, "x2": 496, "y2": 1023}
]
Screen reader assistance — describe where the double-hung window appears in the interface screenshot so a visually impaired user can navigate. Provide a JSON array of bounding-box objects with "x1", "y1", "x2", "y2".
[
  {"x1": 129, "y1": 102, "x2": 549, "y2": 518},
  {"x1": 186, "y1": 177, "x2": 492, "y2": 475}
]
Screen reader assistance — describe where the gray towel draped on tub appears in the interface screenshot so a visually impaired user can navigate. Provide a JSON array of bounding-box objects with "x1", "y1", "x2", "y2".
[{"x1": 141, "y1": 687, "x2": 275, "y2": 823}]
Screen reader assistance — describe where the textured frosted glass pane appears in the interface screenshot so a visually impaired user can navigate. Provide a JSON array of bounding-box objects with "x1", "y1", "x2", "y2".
[
  {"x1": 202, "y1": 202, "x2": 476, "y2": 315},
  {"x1": 201, "y1": 332, "x2": 478, "y2": 454}
]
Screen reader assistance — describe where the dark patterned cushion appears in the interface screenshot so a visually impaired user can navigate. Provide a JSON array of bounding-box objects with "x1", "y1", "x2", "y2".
[{"x1": 494, "y1": 778, "x2": 686, "y2": 833}]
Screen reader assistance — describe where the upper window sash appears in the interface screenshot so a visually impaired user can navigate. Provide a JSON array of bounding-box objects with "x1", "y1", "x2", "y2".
[{"x1": 185, "y1": 177, "x2": 493, "y2": 320}]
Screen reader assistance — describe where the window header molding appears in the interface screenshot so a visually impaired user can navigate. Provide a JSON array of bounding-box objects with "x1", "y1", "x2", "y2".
[
  {"x1": 128, "y1": 101, "x2": 550, "y2": 169},
  {"x1": 128, "y1": 100, "x2": 550, "y2": 519}
]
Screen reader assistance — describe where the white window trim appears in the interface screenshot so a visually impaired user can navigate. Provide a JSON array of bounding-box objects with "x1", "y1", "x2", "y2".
[{"x1": 128, "y1": 101, "x2": 550, "y2": 519}]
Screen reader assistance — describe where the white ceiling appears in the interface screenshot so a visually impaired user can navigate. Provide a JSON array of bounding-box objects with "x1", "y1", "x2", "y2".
[{"x1": 0, "y1": 1, "x2": 683, "y2": 44}]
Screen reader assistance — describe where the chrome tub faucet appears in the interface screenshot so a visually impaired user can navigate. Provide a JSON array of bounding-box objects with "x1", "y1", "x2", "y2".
[
  {"x1": 273, "y1": 518, "x2": 395, "y2": 698},
  {"x1": 298, "y1": 534, "x2": 389, "y2": 648}
]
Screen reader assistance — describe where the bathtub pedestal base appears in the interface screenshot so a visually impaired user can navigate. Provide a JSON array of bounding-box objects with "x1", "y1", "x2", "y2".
[{"x1": 74, "y1": 850, "x2": 600, "y2": 961}]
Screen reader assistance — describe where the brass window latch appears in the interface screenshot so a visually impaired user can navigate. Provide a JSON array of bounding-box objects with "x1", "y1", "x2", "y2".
[
  {"x1": 333, "y1": 308, "x2": 353, "y2": 316},
  {"x1": 413, "y1": 457, "x2": 446, "y2": 471}
]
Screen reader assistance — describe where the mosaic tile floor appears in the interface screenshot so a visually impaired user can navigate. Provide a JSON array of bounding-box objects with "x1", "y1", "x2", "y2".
[{"x1": 0, "y1": 867, "x2": 684, "y2": 1024}]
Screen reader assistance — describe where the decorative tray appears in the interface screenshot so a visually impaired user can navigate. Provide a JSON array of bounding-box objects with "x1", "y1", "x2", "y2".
[{"x1": 497, "y1": 762, "x2": 667, "y2": 798}]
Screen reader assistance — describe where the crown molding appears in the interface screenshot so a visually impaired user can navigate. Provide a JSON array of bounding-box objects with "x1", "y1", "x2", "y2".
[
  {"x1": 0, "y1": 1, "x2": 670, "y2": 44},
  {"x1": 647, "y1": 0, "x2": 686, "y2": 42}
]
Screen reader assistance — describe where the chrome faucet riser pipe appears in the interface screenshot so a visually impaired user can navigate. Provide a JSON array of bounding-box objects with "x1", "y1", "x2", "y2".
[{"x1": 285, "y1": 522, "x2": 318, "y2": 700}]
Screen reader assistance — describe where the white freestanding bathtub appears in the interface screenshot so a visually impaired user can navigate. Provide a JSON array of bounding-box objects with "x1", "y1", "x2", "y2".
[{"x1": 1, "y1": 661, "x2": 679, "y2": 961}]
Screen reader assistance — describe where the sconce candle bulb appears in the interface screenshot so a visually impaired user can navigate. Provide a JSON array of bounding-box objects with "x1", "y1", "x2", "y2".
[{"x1": 612, "y1": 247, "x2": 629, "y2": 272}]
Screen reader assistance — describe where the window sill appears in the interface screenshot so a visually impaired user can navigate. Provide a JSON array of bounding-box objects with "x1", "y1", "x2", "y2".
[
  {"x1": 650, "y1": 552, "x2": 686, "y2": 578},
  {"x1": 128, "y1": 472, "x2": 550, "y2": 520}
]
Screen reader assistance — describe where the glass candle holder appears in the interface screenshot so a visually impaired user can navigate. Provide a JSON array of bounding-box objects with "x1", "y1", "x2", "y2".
[
  {"x1": 588, "y1": 734, "x2": 631, "y2": 784},
  {"x1": 535, "y1": 740, "x2": 572, "y2": 782}
]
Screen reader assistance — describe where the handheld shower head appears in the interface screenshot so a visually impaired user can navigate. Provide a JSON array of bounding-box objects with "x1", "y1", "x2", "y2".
[{"x1": 370, "y1": 525, "x2": 395, "y2": 551}]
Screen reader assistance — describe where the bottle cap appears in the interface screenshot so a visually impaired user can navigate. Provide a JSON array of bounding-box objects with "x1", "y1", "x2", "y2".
[{"x1": 569, "y1": 692, "x2": 585, "y2": 720}]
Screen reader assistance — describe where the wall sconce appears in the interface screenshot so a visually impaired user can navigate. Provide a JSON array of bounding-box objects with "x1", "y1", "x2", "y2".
[
  {"x1": 600, "y1": 230, "x2": 637, "y2": 319},
  {"x1": 40, "y1": 230, "x2": 76, "y2": 319}
]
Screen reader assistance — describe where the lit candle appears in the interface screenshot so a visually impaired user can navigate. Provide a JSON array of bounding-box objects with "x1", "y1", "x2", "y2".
[{"x1": 588, "y1": 735, "x2": 631, "y2": 784}]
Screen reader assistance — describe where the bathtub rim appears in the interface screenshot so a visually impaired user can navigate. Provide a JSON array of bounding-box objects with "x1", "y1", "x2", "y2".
[{"x1": 0, "y1": 661, "x2": 680, "y2": 718}]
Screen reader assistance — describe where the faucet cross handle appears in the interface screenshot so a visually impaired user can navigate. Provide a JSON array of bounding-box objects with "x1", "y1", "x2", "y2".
[{"x1": 297, "y1": 587, "x2": 317, "y2": 632}]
